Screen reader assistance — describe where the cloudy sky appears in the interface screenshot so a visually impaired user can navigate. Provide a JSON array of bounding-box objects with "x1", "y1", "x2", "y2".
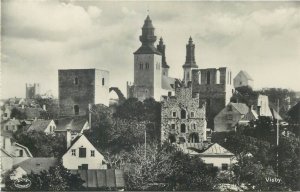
[{"x1": 2, "y1": 0, "x2": 300, "y2": 99}]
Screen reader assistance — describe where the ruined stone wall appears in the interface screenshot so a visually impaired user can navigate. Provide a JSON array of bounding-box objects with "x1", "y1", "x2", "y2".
[{"x1": 161, "y1": 85, "x2": 206, "y2": 144}]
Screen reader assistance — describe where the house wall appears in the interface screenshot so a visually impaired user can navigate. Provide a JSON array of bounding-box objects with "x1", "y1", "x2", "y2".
[
  {"x1": 1, "y1": 120, "x2": 20, "y2": 132},
  {"x1": 214, "y1": 105, "x2": 244, "y2": 132},
  {"x1": 1, "y1": 156, "x2": 13, "y2": 173},
  {"x1": 199, "y1": 156, "x2": 235, "y2": 169},
  {"x1": 44, "y1": 120, "x2": 57, "y2": 134},
  {"x1": 233, "y1": 73, "x2": 254, "y2": 88},
  {"x1": 62, "y1": 136, "x2": 106, "y2": 170},
  {"x1": 161, "y1": 85, "x2": 206, "y2": 144}
]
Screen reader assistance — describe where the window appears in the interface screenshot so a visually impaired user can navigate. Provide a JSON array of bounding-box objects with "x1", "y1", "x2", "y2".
[
  {"x1": 191, "y1": 112, "x2": 195, "y2": 118},
  {"x1": 179, "y1": 137, "x2": 186, "y2": 143},
  {"x1": 145, "y1": 63, "x2": 149, "y2": 69},
  {"x1": 5, "y1": 125, "x2": 8, "y2": 131},
  {"x1": 181, "y1": 124, "x2": 186, "y2": 133},
  {"x1": 79, "y1": 164, "x2": 88, "y2": 170},
  {"x1": 91, "y1": 150, "x2": 95, "y2": 157},
  {"x1": 192, "y1": 123, "x2": 196, "y2": 129},
  {"x1": 228, "y1": 105, "x2": 232, "y2": 111},
  {"x1": 71, "y1": 149, "x2": 76, "y2": 156},
  {"x1": 74, "y1": 105, "x2": 79, "y2": 115},
  {"x1": 139, "y1": 63, "x2": 143, "y2": 70},
  {"x1": 102, "y1": 78, "x2": 105, "y2": 86},
  {"x1": 186, "y1": 72, "x2": 190, "y2": 80},
  {"x1": 181, "y1": 109, "x2": 186, "y2": 119},
  {"x1": 79, "y1": 148, "x2": 86, "y2": 158},
  {"x1": 171, "y1": 124, "x2": 175, "y2": 130},
  {"x1": 49, "y1": 126, "x2": 52, "y2": 132},
  {"x1": 222, "y1": 163, "x2": 228, "y2": 170},
  {"x1": 172, "y1": 112, "x2": 176, "y2": 118},
  {"x1": 4, "y1": 113, "x2": 7, "y2": 117},
  {"x1": 12, "y1": 125, "x2": 15, "y2": 130},
  {"x1": 227, "y1": 114, "x2": 233, "y2": 120},
  {"x1": 189, "y1": 133, "x2": 199, "y2": 143},
  {"x1": 207, "y1": 71, "x2": 210, "y2": 84},
  {"x1": 207, "y1": 163, "x2": 214, "y2": 169},
  {"x1": 169, "y1": 135, "x2": 176, "y2": 143},
  {"x1": 74, "y1": 77, "x2": 79, "y2": 85},
  {"x1": 19, "y1": 150, "x2": 23, "y2": 157}
]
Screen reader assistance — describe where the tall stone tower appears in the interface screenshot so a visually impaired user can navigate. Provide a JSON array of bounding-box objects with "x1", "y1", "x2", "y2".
[
  {"x1": 58, "y1": 69, "x2": 109, "y2": 117},
  {"x1": 182, "y1": 37, "x2": 198, "y2": 84},
  {"x1": 130, "y1": 15, "x2": 163, "y2": 101},
  {"x1": 26, "y1": 83, "x2": 40, "y2": 99},
  {"x1": 157, "y1": 37, "x2": 169, "y2": 77}
]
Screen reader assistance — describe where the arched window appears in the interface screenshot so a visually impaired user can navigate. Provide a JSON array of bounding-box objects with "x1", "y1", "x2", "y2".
[
  {"x1": 207, "y1": 71, "x2": 210, "y2": 84},
  {"x1": 169, "y1": 135, "x2": 176, "y2": 143},
  {"x1": 181, "y1": 124, "x2": 186, "y2": 133},
  {"x1": 181, "y1": 109, "x2": 186, "y2": 119},
  {"x1": 74, "y1": 77, "x2": 79, "y2": 85},
  {"x1": 189, "y1": 133, "x2": 199, "y2": 143},
  {"x1": 74, "y1": 105, "x2": 79, "y2": 115}
]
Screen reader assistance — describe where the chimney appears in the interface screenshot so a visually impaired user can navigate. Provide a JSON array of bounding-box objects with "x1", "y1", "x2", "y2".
[
  {"x1": 43, "y1": 104, "x2": 46, "y2": 111},
  {"x1": 66, "y1": 127, "x2": 72, "y2": 149}
]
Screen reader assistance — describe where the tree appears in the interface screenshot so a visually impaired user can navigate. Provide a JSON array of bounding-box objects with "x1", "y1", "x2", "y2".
[
  {"x1": 34, "y1": 95, "x2": 59, "y2": 119},
  {"x1": 10, "y1": 108, "x2": 27, "y2": 120},
  {"x1": 14, "y1": 131, "x2": 66, "y2": 157},
  {"x1": 4, "y1": 161, "x2": 84, "y2": 191}
]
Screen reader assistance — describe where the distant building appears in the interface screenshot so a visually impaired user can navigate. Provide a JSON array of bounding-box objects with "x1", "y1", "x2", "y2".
[
  {"x1": 10, "y1": 158, "x2": 58, "y2": 180},
  {"x1": 191, "y1": 67, "x2": 234, "y2": 129},
  {"x1": 1, "y1": 118, "x2": 21, "y2": 132},
  {"x1": 198, "y1": 143, "x2": 236, "y2": 170},
  {"x1": 127, "y1": 15, "x2": 175, "y2": 101},
  {"x1": 233, "y1": 70, "x2": 254, "y2": 88},
  {"x1": 27, "y1": 119, "x2": 56, "y2": 134},
  {"x1": 161, "y1": 82, "x2": 207, "y2": 145},
  {"x1": 214, "y1": 103, "x2": 258, "y2": 132},
  {"x1": 58, "y1": 69, "x2": 110, "y2": 116},
  {"x1": 26, "y1": 83, "x2": 40, "y2": 99},
  {"x1": 62, "y1": 133, "x2": 107, "y2": 170}
]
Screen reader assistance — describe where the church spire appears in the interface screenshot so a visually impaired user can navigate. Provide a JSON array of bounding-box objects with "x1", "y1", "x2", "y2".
[
  {"x1": 157, "y1": 37, "x2": 169, "y2": 68},
  {"x1": 134, "y1": 15, "x2": 160, "y2": 55},
  {"x1": 182, "y1": 36, "x2": 198, "y2": 68}
]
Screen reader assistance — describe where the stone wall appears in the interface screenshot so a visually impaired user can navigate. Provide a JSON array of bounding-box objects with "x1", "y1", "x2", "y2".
[{"x1": 161, "y1": 84, "x2": 206, "y2": 144}]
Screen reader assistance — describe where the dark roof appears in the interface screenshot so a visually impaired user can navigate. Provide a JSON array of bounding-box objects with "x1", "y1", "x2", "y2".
[
  {"x1": 199, "y1": 143, "x2": 234, "y2": 156},
  {"x1": 134, "y1": 45, "x2": 161, "y2": 55},
  {"x1": 15, "y1": 158, "x2": 58, "y2": 174},
  {"x1": 27, "y1": 120, "x2": 52, "y2": 132},
  {"x1": 69, "y1": 169, "x2": 125, "y2": 189},
  {"x1": 55, "y1": 117, "x2": 88, "y2": 132},
  {"x1": 287, "y1": 101, "x2": 300, "y2": 123}
]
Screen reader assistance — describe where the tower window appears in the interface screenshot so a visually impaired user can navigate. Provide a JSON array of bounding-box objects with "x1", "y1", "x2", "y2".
[
  {"x1": 74, "y1": 105, "x2": 79, "y2": 115},
  {"x1": 181, "y1": 124, "x2": 186, "y2": 133},
  {"x1": 172, "y1": 111, "x2": 176, "y2": 117},
  {"x1": 139, "y1": 63, "x2": 143, "y2": 70},
  {"x1": 207, "y1": 71, "x2": 210, "y2": 84},
  {"x1": 145, "y1": 63, "x2": 149, "y2": 69},
  {"x1": 191, "y1": 112, "x2": 195, "y2": 118},
  {"x1": 181, "y1": 109, "x2": 187, "y2": 119},
  {"x1": 171, "y1": 124, "x2": 175, "y2": 130},
  {"x1": 102, "y1": 78, "x2": 105, "y2": 86},
  {"x1": 74, "y1": 77, "x2": 79, "y2": 85}
]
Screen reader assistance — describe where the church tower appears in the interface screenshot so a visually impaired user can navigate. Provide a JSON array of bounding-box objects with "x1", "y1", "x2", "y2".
[
  {"x1": 182, "y1": 37, "x2": 198, "y2": 84},
  {"x1": 132, "y1": 15, "x2": 163, "y2": 101},
  {"x1": 157, "y1": 37, "x2": 170, "y2": 77}
]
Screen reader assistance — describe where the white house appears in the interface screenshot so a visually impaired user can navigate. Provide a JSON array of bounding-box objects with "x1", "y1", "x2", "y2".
[
  {"x1": 198, "y1": 143, "x2": 236, "y2": 170},
  {"x1": 27, "y1": 119, "x2": 56, "y2": 134},
  {"x1": 62, "y1": 132, "x2": 107, "y2": 170},
  {"x1": 233, "y1": 70, "x2": 254, "y2": 88}
]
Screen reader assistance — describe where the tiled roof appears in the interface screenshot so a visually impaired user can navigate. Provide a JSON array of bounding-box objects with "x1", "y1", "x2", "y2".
[
  {"x1": 15, "y1": 158, "x2": 58, "y2": 174},
  {"x1": 134, "y1": 45, "x2": 161, "y2": 55},
  {"x1": 55, "y1": 117, "x2": 88, "y2": 132},
  {"x1": 162, "y1": 76, "x2": 176, "y2": 91},
  {"x1": 287, "y1": 101, "x2": 300, "y2": 123},
  {"x1": 230, "y1": 103, "x2": 249, "y2": 115},
  {"x1": 27, "y1": 120, "x2": 52, "y2": 132},
  {"x1": 199, "y1": 143, "x2": 234, "y2": 156},
  {"x1": 69, "y1": 169, "x2": 125, "y2": 189}
]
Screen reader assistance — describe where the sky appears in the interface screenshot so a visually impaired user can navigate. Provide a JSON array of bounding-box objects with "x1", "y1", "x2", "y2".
[{"x1": 2, "y1": 0, "x2": 300, "y2": 99}]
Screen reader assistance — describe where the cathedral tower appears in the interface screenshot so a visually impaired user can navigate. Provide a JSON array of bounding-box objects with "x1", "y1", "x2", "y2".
[
  {"x1": 182, "y1": 37, "x2": 198, "y2": 84},
  {"x1": 157, "y1": 37, "x2": 170, "y2": 76},
  {"x1": 131, "y1": 15, "x2": 163, "y2": 101}
]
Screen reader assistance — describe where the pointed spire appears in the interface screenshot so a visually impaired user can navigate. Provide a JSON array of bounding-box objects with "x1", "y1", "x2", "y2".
[
  {"x1": 157, "y1": 37, "x2": 169, "y2": 68},
  {"x1": 183, "y1": 36, "x2": 198, "y2": 68}
]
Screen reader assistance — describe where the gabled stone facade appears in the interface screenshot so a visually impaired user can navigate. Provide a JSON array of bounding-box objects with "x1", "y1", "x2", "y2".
[{"x1": 161, "y1": 82, "x2": 206, "y2": 144}]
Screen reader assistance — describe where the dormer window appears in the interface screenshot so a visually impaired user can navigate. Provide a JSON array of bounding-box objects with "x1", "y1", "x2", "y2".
[{"x1": 74, "y1": 77, "x2": 79, "y2": 85}]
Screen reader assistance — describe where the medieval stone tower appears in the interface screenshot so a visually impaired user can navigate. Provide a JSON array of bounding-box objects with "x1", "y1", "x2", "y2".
[
  {"x1": 58, "y1": 69, "x2": 109, "y2": 117},
  {"x1": 182, "y1": 37, "x2": 198, "y2": 84},
  {"x1": 26, "y1": 83, "x2": 40, "y2": 99},
  {"x1": 191, "y1": 67, "x2": 234, "y2": 129},
  {"x1": 127, "y1": 15, "x2": 175, "y2": 101},
  {"x1": 161, "y1": 82, "x2": 207, "y2": 145}
]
